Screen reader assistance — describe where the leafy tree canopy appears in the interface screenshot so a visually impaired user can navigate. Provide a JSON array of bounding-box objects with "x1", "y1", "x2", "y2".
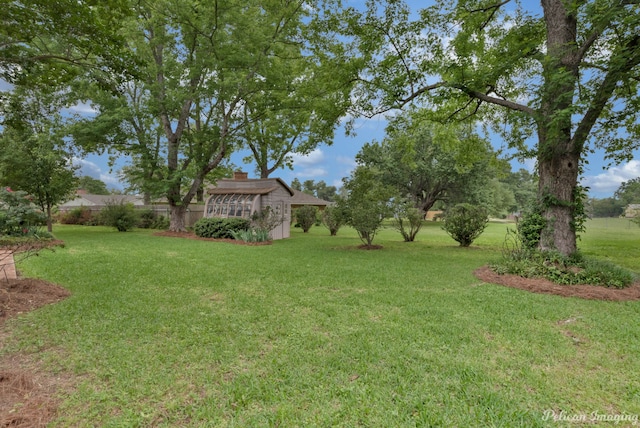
[
  {"x1": 356, "y1": 110, "x2": 500, "y2": 213},
  {"x1": 77, "y1": 176, "x2": 110, "y2": 195},
  {"x1": 340, "y1": 0, "x2": 640, "y2": 255}
]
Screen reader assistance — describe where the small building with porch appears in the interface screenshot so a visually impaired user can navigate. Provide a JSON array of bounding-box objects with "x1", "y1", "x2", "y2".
[{"x1": 204, "y1": 172, "x2": 294, "y2": 240}]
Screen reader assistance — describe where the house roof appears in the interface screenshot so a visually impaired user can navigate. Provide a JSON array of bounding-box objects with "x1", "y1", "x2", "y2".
[
  {"x1": 206, "y1": 177, "x2": 294, "y2": 197},
  {"x1": 291, "y1": 190, "x2": 332, "y2": 207},
  {"x1": 207, "y1": 186, "x2": 278, "y2": 195},
  {"x1": 59, "y1": 194, "x2": 144, "y2": 207}
]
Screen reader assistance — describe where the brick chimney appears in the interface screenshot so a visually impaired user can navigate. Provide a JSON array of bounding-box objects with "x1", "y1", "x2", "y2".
[{"x1": 233, "y1": 171, "x2": 248, "y2": 180}]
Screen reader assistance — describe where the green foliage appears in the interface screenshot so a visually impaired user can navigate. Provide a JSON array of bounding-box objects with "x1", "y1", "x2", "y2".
[
  {"x1": 150, "y1": 215, "x2": 170, "y2": 230},
  {"x1": 78, "y1": 176, "x2": 110, "y2": 195},
  {"x1": 230, "y1": 228, "x2": 271, "y2": 243},
  {"x1": 58, "y1": 207, "x2": 97, "y2": 226},
  {"x1": 136, "y1": 210, "x2": 169, "y2": 230},
  {"x1": 587, "y1": 197, "x2": 624, "y2": 218},
  {"x1": 493, "y1": 249, "x2": 635, "y2": 289},
  {"x1": 391, "y1": 199, "x2": 424, "y2": 242},
  {"x1": 441, "y1": 203, "x2": 489, "y2": 247},
  {"x1": 321, "y1": 205, "x2": 345, "y2": 236},
  {"x1": 295, "y1": 205, "x2": 318, "y2": 233},
  {"x1": 0, "y1": 87, "x2": 79, "y2": 232},
  {"x1": 614, "y1": 177, "x2": 640, "y2": 206},
  {"x1": 338, "y1": 167, "x2": 395, "y2": 246},
  {"x1": 516, "y1": 205, "x2": 547, "y2": 250},
  {"x1": 0, "y1": 188, "x2": 46, "y2": 236},
  {"x1": 250, "y1": 207, "x2": 284, "y2": 233},
  {"x1": 194, "y1": 217, "x2": 250, "y2": 239},
  {"x1": 356, "y1": 115, "x2": 498, "y2": 214},
  {"x1": 344, "y1": 0, "x2": 640, "y2": 256},
  {"x1": 99, "y1": 201, "x2": 138, "y2": 232}
]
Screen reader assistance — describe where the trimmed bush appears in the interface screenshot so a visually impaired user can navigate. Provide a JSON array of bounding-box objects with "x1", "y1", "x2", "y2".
[
  {"x1": 441, "y1": 203, "x2": 489, "y2": 247},
  {"x1": 99, "y1": 202, "x2": 139, "y2": 232},
  {"x1": 194, "y1": 217, "x2": 250, "y2": 239},
  {"x1": 321, "y1": 205, "x2": 344, "y2": 236},
  {"x1": 392, "y1": 199, "x2": 424, "y2": 242},
  {"x1": 295, "y1": 205, "x2": 318, "y2": 233}
]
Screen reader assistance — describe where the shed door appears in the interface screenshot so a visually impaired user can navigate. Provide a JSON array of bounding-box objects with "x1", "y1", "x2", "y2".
[{"x1": 271, "y1": 201, "x2": 289, "y2": 240}]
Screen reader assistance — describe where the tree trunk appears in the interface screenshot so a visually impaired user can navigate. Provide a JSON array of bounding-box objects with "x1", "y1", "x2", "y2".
[
  {"x1": 537, "y1": 0, "x2": 581, "y2": 256},
  {"x1": 537, "y1": 147, "x2": 580, "y2": 255},
  {"x1": 169, "y1": 204, "x2": 187, "y2": 232},
  {"x1": 46, "y1": 204, "x2": 53, "y2": 233}
]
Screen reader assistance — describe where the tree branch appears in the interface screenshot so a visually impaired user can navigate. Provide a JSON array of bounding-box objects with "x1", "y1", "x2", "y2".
[
  {"x1": 449, "y1": 84, "x2": 536, "y2": 115},
  {"x1": 572, "y1": 34, "x2": 640, "y2": 149}
]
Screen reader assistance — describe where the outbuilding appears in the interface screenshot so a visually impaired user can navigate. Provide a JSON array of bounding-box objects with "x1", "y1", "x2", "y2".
[{"x1": 204, "y1": 171, "x2": 294, "y2": 240}]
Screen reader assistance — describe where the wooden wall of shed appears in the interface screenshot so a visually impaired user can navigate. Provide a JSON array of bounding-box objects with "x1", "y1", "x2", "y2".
[{"x1": 259, "y1": 188, "x2": 292, "y2": 239}]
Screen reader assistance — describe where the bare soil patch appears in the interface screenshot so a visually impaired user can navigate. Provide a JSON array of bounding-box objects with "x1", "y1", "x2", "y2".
[{"x1": 474, "y1": 265, "x2": 640, "y2": 301}]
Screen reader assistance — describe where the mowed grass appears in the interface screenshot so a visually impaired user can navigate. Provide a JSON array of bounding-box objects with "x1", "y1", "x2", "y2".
[{"x1": 3, "y1": 219, "x2": 640, "y2": 426}]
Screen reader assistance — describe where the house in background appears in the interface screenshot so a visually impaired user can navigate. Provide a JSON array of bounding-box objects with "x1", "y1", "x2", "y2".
[
  {"x1": 290, "y1": 189, "x2": 332, "y2": 211},
  {"x1": 57, "y1": 193, "x2": 145, "y2": 212},
  {"x1": 625, "y1": 204, "x2": 640, "y2": 218},
  {"x1": 204, "y1": 171, "x2": 294, "y2": 240}
]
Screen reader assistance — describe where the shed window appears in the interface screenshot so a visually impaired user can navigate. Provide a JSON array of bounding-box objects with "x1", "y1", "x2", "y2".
[{"x1": 206, "y1": 193, "x2": 257, "y2": 219}]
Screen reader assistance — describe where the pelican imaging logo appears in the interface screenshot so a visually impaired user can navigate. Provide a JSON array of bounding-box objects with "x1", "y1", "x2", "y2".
[{"x1": 542, "y1": 410, "x2": 638, "y2": 425}]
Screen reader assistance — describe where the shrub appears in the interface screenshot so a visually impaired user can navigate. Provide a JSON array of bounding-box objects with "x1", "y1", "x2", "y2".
[
  {"x1": 194, "y1": 217, "x2": 250, "y2": 239},
  {"x1": 339, "y1": 167, "x2": 395, "y2": 247},
  {"x1": 0, "y1": 188, "x2": 46, "y2": 236},
  {"x1": 516, "y1": 205, "x2": 547, "y2": 250},
  {"x1": 99, "y1": 201, "x2": 139, "y2": 232},
  {"x1": 321, "y1": 205, "x2": 344, "y2": 236},
  {"x1": 250, "y1": 206, "x2": 284, "y2": 233},
  {"x1": 58, "y1": 206, "x2": 96, "y2": 225},
  {"x1": 491, "y1": 250, "x2": 635, "y2": 289},
  {"x1": 441, "y1": 203, "x2": 489, "y2": 247},
  {"x1": 150, "y1": 215, "x2": 169, "y2": 230},
  {"x1": 392, "y1": 199, "x2": 424, "y2": 242},
  {"x1": 295, "y1": 206, "x2": 318, "y2": 233},
  {"x1": 137, "y1": 209, "x2": 156, "y2": 228}
]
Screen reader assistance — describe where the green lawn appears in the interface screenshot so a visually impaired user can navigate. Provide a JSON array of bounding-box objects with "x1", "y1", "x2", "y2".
[{"x1": 4, "y1": 219, "x2": 640, "y2": 427}]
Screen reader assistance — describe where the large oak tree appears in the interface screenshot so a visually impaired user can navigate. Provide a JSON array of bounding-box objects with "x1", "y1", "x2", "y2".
[
  {"x1": 344, "y1": 0, "x2": 640, "y2": 255},
  {"x1": 75, "y1": 0, "x2": 356, "y2": 231}
]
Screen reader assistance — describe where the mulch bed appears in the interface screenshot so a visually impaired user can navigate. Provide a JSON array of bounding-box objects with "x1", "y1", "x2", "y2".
[
  {"x1": 0, "y1": 278, "x2": 72, "y2": 428},
  {"x1": 473, "y1": 265, "x2": 640, "y2": 301},
  {"x1": 1, "y1": 240, "x2": 72, "y2": 427}
]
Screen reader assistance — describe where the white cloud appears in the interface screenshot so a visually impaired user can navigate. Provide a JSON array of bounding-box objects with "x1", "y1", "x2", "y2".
[
  {"x1": 65, "y1": 101, "x2": 97, "y2": 115},
  {"x1": 291, "y1": 149, "x2": 325, "y2": 166},
  {"x1": 583, "y1": 160, "x2": 640, "y2": 196},
  {"x1": 294, "y1": 167, "x2": 328, "y2": 178},
  {"x1": 72, "y1": 157, "x2": 122, "y2": 189}
]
